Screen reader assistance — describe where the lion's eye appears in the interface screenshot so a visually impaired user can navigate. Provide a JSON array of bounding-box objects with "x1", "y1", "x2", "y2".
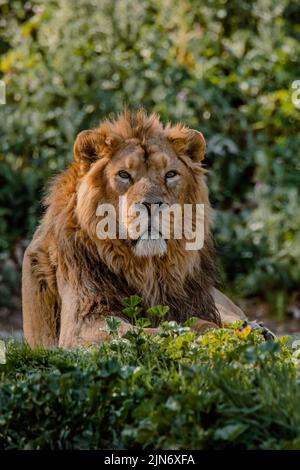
[
  {"x1": 118, "y1": 170, "x2": 131, "y2": 180},
  {"x1": 165, "y1": 170, "x2": 178, "y2": 179}
]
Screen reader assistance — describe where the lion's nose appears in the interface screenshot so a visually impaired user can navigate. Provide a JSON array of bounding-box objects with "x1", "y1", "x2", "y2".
[
  {"x1": 142, "y1": 200, "x2": 164, "y2": 215},
  {"x1": 142, "y1": 200, "x2": 164, "y2": 209}
]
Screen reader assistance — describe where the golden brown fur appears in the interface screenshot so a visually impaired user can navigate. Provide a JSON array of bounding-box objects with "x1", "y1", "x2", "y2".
[{"x1": 22, "y1": 109, "x2": 245, "y2": 348}]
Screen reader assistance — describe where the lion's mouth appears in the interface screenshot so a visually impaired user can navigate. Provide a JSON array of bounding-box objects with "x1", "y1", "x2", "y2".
[
  {"x1": 121, "y1": 227, "x2": 168, "y2": 257},
  {"x1": 133, "y1": 237, "x2": 168, "y2": 257},
  {"x1": 137, "y1": 225, "x2": 166, "y2": 240}
]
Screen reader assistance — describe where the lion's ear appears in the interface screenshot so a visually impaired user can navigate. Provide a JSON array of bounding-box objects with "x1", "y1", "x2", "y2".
[
  {"x1": 74, "y1": 128, "x2": 121, "y2": 165},
  {"x1": 73, "y1": 129, "x2": 101, "y2": 164},
  {"x1": 166, "y1": 127, "x2": 206, "y2": 162},
  {"x1": 185, "y1": 129, "x2": 206, "y2": 162}
]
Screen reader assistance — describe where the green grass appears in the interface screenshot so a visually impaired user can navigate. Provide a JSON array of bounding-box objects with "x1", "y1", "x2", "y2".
[{"x1": 0, "y1": 321, "x2": 300, "y2": 450}]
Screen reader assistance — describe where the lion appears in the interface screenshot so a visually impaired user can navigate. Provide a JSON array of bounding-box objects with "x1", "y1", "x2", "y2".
[{"x1": 22, "y1": 109, "x2": 245, "y2": 348}]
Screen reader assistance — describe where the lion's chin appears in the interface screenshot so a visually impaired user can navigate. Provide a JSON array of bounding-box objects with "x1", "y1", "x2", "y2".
[{"x1": 133, "y1": 238, "x2": 168, "y2": 257}]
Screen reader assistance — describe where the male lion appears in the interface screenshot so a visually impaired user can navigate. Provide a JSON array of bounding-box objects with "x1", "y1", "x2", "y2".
[{"x1": 22, "y1": 109, "x2": 245, "y2": 348}]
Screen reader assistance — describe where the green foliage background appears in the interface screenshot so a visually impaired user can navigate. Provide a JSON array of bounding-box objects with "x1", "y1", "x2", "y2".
[{"x1": 0, "y1": 0, "x2": 299, "y2": 311}]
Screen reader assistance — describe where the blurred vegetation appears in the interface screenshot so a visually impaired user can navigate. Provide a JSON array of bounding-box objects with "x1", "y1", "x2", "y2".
[
  {"x1": 0, "y1": 0, "x2": 299, "y2": 314},
  {"x1": 1, "y1": 322, "x2": 300, "y2": 449}
]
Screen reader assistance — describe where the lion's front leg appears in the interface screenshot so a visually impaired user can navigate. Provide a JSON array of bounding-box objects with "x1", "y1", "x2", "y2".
[
  {"x1": 57, "y1": 277, "x2": 163, "y2": 348},
  {"x1": 58, "y1": 310, "x2": 161, "y2": 348},
  {"x1": 58, "y1": 299, "x2": 162, "y2": 348},
  {"x1": 57, "y1": 292, "x2": 131, "y2": 348},
  {"x1": 58, "y1": 313, "x2": 133, "y2": 348},
  {"x1": 22, "y1": 242, "x2": 60, "y2": 348}
]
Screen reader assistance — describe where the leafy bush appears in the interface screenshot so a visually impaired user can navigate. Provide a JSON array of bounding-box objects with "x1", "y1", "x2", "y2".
[
  {"x1": 0, "y1": 0, "x2": 299, "y2": 306},
  {"x1": 0, "y1": 322, "x2": 300, "y2": 449}
]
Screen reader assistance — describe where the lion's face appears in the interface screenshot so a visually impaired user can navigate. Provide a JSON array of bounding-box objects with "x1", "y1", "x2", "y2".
[
  {"x1": 103, "y1": 137, "x2": 196, "y2": 256},
  {"x1": 75, "y1": 110, "x2": 209, "y2": 258}
]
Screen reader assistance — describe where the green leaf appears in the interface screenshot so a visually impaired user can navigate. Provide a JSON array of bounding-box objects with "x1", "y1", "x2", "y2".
[
  {"x1": 105, "y1": 316, "x2": 122, "y2": 333},
  {"x1": 122, "y1": 295, "x2": 143, "y2": 308},
  {"x1": 214, "y1": 424, "x2": 248, "y2": 442},
  {"x1": 146, "y1": 305, "x2": 170, "y2": 318},
  {"x1": 136, "y1": 318, "x2": 151, "y2": 328},
  {"x1": 183, "y1": 317, "x2": 198, "y2": 327},
  {"x1": 0, "y1": 341, "x2": 6, "y2": 365},
  {"x1": 122, "y1": 306, "x2": 143, "y2": 319}
]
